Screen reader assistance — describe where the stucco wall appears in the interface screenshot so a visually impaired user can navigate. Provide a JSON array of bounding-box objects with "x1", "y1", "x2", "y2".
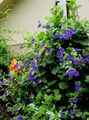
[{"x1": 1, "y1": 0, "x2": 89, "y2": 45}]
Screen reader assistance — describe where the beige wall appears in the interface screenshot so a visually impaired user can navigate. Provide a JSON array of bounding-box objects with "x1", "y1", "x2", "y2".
[
  {"x1": 2, "y1": 0, "x2": 89, "y2": 44},
  {"x1": 2, "y1": 0, "x2": 54, "y2": 44},
  {"x1": 3, "y1": 0, "x2": 54, "y2": 32},
  {"x1": 77, "y1": 0, "x2": 89, "y2": 19}
]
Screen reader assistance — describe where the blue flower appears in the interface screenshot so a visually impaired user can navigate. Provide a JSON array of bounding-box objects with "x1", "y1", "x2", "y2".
[
  {"x1": 19, "y1": 44, "x2": 23, "y2": 49},
  {"x1": 71, "y1": 29, "x2": 76, "y2": 35},
  {"x1": 46, "y1": 49, "x2": 51, "y2": 55},
  {"x1": 80, "y1": 57, "x2": 85, "y2": 63},
  {"x1": 29, "y1": 73, "x2": 36, "y2": 81},
  {"x1": 15, "y1": 63, "x2": 19, "y2": 69},
  {"x1": 59, "y1": 34, "x2": 64, "y2": 39},
  {"x1": 1, "y1": 80, "x2": 5, "y2": 86},
  {"x1": 61, "y1": 111, "x2": 65, "y2": 118},
  {"x1": 45, "y1": 25, "x2": 50, "y2": 30},
  {"x1": 24, "y1": 63, "x2": 30, "y2": 67},
  {"x1": 57, "y1": 48, "x2": 64, "y2": 56},
  {"x1": 59, "y1": 56, "x2": 64, "y2": 62},
  {"x1": 28, "y1": 72, "x2": 32, "y2": 76},
  {"x1": 64, "y1": 34, "x2": 69, "y2": 40},
  {"x1": 67, "y1": 55, "x2": 74, "y2": 61},
  {"x1": 65, "y1": 69, "x2": 79, "y2": 77},
  {"x1": 38, "y1": 23, "x2": 41, "y2": 28},
  {"x1": 74, "y1": 71, "x2": 79, "y2": 77},
  {"x1": 31, "y1": 39, "x2": 35, "y2": 44},
  {"x1": 75, "y1": 48, "x2": 81, "y2": 52},
  {"x1": 28, "y1": 100, "x2": 33, "y2": 105},
  {"x1": 64, "y1": 29, "x2": 72, "y2": 40},
  {"x1": 75, "y1": 84, "x2": 81, "y2": 90},
  {"x1": 68, "y1": 69, "x2": 75, "y2": 77},
  {"x1": 36, "y1": 56, "x2": 40, "y2": 62},
  {"x1": 18, "y1": 116, "x2": 23, "y2": 120},
  {"x1": 4, "y1": 91, "x2": 8, "y2": 96},
  {"x1": 73, "y1": 60, "x2": 80, "y2": 66},
  {"x1": 53, "y1": 34, "x2": 59, "y2": 39},
  {"x1": 41, "y1": 43, "x2": 45, "y2": 48},
  {"x1": 85, "y1": 56, "x2": 89, "y2": 62},
  {"x1": 31, "y1": 61, "x2": 35, "y2": 66},
  {"x1": 70, "y1": 109, "x2": 75, "y2": 115},
  {"x1": 35, "y1": 79, "x2": 40, "y2": 85},
  {"x1": 33, "y1": 65, "x2": 39, "y2": 71},
  {"x1": 72, "y1": 98, "x2": 78, "y2": 104},
  {"x1": 30, "y1": 75, "x2": 36, "y2": 81}
]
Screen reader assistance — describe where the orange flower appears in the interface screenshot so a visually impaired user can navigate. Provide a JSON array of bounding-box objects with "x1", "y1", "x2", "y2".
[
  {"x1": 11, "y1": 59, "x2": 17, "y2": 65},
  {"x1": 9, "y1": 59, "x2": 20, "y2": 73}
]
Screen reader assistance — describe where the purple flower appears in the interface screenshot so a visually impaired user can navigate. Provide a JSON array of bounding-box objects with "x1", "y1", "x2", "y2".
[
  {"x1": 68, "y1": 55, "x2": 74, "y2": 61},
  {"x1": 33, "y1": 65, "x2": 39, "y2": 71},
  {"x1": 85, "y1": 56, "x2": 89, "y2": 62},
  {"x1": 65, "y1": 69, "x2": 79, "y2": 77},
  {"x1": 1, "y1": 80, "x2": 5, "y2": 86},
  {"x1": 72, "y1": 98, "x2": 78, "y2": 104},
  {"x1": 57, "y1": 48, "x2": 64, "y2": 56},
  {"x1": 59, "y1": 56, "x2": 64, "y2": 62},
  {"x1": 45, "y1": 25, "x2": 50, "y2": 30},
  {"x1": 74, "y1": 71, "x2": 79, "y2": 77},
  {"x1": 75, "y1": 48, "x2": 81, "y2": 52},
  {"x1": 36, "y1": 56, "x2": 40, "y2": 62},
  {"x1": 46, "y1": 49, "x2": 51, "y2": 55},
  {"x1": 71, "y1": 29, "x2": 76, "y2": 35},
  {"x1": 29, "y1": 73, "x2": 36, "y2": 81},
  {"x1": 24, "y1": 63, "x2": 30, "y2": 67},
  {"x1": 38, "y1": 23, "x2": 41, "y2": 28},
  {"x1": 59, "y1": 34, "x2": 64, "y2": 39},
  {"x1": 65, "y1": 29, "x2": 72, "y2": 40},
  {"x1": 80, "y1": 57, "x2": 85, "y2": 63},
  {"x1": 28, "y1": 100, "x2": 33, "y2": 105},
  {"x1": 68, "y1": 69, "x2": 75, "y2": 77},
  {"x1": 31, "y1": 39, "x2": 35, "y2": 44},
  {"x1": 6, "y1": 73, "x2": 11, "y2": 79},
  {"x1": 35, "y1": 79, "x2": 40, "y2": 85},
  {"x1": 19, "y1": 44, "x2": 23, "y2": 49},
  {"x1": 29, "y1": 75, "x2": 36, "y2": 81},
  {"x1": 75, "y1": 84, "x2": 81, "y2": 90},
  {"x1": 61, "y1": 112, "x2": 65, "y2": 117},
  {"x1": 64, "y1": 34, "x2": 69, "y2": 40},
  {"x1": 4, "y1": 91, "x2": 8, "y2": 96},
  {"x1": 15, "y1": 63, "x2": 19, "y2": 69},
  {"x1": 11, "y1": 78, "x2": 15, "y2": 83},
  {"x1": 28, "y1": 72, "x2": 32, "y2": 76},
  {"x1": 53, "y1": 34, "x2": 59, "y2": 39},
  {"x1": 31, "y1": 61, "x2": 35, "y2": 66},
  {"x1": 73, "y1": 60, "x2": 80, "y2": 66},
  {"x1": 41, "y1": 43, "x2": 45, "y2": 48},
  {"x1": 18, "y1": 116, "x2": 23, "y2": 120},
  {"x1": 70, "y1": 109, "x2": 75, "y2": 115},
  {"x1": 20, "y1": 68, "x2": 24, "y2": 72}
]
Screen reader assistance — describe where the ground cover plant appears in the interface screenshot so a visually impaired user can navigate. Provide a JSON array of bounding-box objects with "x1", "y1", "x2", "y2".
[{"x1": 0, "y1": 0, "x2": 89, "y2": 120}]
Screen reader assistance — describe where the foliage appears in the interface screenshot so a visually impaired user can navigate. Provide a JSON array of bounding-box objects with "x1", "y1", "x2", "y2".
[
  {"x1": 1, "y1": 1, "x2": 89, "y2": 120},
  {"x1": 0, "y1": 37, "x2": 10, "y2": 65}
]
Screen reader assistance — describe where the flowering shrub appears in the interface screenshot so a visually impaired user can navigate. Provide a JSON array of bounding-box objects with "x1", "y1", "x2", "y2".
[{"x1": 1, "y1": 0, "x2": 89, "y2": 120}]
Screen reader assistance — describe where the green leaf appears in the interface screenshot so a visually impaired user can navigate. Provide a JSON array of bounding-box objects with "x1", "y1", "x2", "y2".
[
  {"x1": 46, "y1": 111, "x2": 55, "y2": 120},
  {"x1": 85, "y1": 76, "x2": 89, "y2": 83},
  {"x1": 48, "y1": 80, "x2": 57, "y2": 86},
  {"x1": 44, "y1": 94, "x2": 53, "y2": 103},
  {"x1": 37, "y1": 32, "x2": 45, "y2": 40},
  {"x1": 59, "y1": 82, "x2": 68, "y2": 90},
  {"x1": 54, "y1": 93, "x2": 61, "y2": 101},
  {"x1": 51, "y1": 67, "x2": 59, "y2": 75},
  {"x1": 73, "y1": 39, "x2": 89, "y2": 46}
]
